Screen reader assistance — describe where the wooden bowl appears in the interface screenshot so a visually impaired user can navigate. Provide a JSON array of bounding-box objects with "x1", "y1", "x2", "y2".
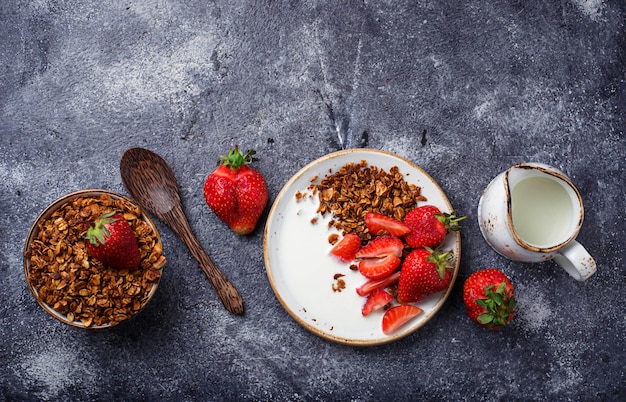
[{"x1": 23, "y1": 189, "x2": 165, "y2": 329}]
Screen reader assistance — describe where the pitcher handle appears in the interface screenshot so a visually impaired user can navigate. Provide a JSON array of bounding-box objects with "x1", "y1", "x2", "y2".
[{"x1": 552, "y1": 240, "x2": 596, "y2": 281}]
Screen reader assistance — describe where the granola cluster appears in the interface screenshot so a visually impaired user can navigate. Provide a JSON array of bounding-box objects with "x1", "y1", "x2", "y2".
[
  {"x1": 303, "y1": 160, "x2": 426, "y2": 242},
  {"x1": 25, "y1": 193, "x2": 165, "y2": 328}
]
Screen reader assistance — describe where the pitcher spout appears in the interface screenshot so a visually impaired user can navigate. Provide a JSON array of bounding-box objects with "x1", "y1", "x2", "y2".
[{"x1": 504, "y1": 162, "x2": 564, "y2": 189}]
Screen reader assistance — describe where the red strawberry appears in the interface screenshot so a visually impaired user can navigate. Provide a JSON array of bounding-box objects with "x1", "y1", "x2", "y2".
[
  {"x1": 356, "y1": 271, "x2": 401, "y2": 297},
  {"x1": 463, "y1": 268, "x2": 516, "y2": 330},
  {"x1": 361, "y1": 288, "x2": 392, "y2": 316},
  {"x1": 203, "y1": 146, "x2": 269, "y2": 235},
  {"x1": 382, "y1": 304, "x2": 423, "y2": 335},
  {"x1": 365, "y1": 212, "x2": 411, "y2": 237},
  {"x1": 85, "y1": 212, "x2": 141, "y2": 270},
  {"x1": 397, "y1": 247, "x2": 454, "y2": 303},
  {"x1": 358, "y1": 253, "x2": 401, "y2": 279},
  {"x1": 403, "y1": 205, "x2": 466, "y2": 248},
  {"x1": 355, "y1": 235, "x2": 403, "y2": 259},
  {"x1": 329, "y1": 233, "x2": 361, "y2": 263}
]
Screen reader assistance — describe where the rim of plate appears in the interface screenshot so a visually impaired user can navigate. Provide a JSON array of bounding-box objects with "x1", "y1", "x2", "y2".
[{"x1": 263, "y1": 148, "x2": 461, "y2": 346}]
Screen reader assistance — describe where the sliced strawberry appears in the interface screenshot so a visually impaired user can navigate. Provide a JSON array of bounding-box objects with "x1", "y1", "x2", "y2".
[
  {"x1": 355, "y1": 235, "x2": 403, "y2": 259},
  {"x1": 361, "y1": 288, "x2": 393, "y2": 316},
  {"x1": 365, "y1": 212, "x2": 411, "y2": 237},
  {"x1": 329, "y1": 233, "x2": 361, "y2": 263},
  {"x1": 382, "y1": 305, "x2": 424, "y2": 335},
  {"x1": 358, "y1": 253, "x2": 401, "y2": 279},
  {"x1": 356, "y1": 271, "x2": 401, "y2": 297}
]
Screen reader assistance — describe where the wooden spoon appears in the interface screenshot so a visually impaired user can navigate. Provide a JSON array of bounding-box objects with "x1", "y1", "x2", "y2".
[{"x1": 120, "y1": 147, "x2": 244, "y2": 315}]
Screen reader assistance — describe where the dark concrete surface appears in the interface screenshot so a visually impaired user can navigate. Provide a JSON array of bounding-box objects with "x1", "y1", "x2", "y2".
[{"x1": 1, "y1": 0, "x2": 624, "y2": 400}]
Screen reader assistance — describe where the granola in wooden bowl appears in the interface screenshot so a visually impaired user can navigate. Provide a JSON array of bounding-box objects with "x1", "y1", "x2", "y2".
[{"x1": 23, "y1": 190, "x2": 166, "y2": 329}]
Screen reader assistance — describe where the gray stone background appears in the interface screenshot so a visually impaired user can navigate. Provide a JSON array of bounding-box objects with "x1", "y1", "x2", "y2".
[{"x1": 1, "y1": 0, "x2": 624, "y2": 400}]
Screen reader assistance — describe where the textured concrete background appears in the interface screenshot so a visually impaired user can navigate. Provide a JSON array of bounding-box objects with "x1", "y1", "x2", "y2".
[{"x1": 1, "y1": 0, "x2": 624, "y2": 400}]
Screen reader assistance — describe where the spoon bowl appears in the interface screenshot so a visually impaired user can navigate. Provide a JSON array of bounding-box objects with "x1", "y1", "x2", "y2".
[{"x1": 120, "y1": 148, "x2": 244, "y2": 315}]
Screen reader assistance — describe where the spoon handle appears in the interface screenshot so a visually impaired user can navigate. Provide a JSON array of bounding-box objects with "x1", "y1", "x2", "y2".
[{"x1": 164, "y1": 205, "x2": 245, "y2": 315}]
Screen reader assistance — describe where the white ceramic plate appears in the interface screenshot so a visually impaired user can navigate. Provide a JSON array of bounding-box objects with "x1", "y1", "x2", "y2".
[{"x1": 264, "y1": 149, "x2": 461, "y2": 346}]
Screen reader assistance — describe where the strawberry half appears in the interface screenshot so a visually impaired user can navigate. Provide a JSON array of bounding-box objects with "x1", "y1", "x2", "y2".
[
  {"x1": 329, "y1": 233, "x2": 361, "y2": 263},
  {"x1": 463, "y1": 268, "x2": 516, "y2": 330},
  {"x1": 404, "y1": 205, "x2": 466, "y2": 249},
  {"x1": 355, "y1": 235, "x2": 403, "y2": 259},
  {"x1": 356, "y1": 271, "x2": 401, "y2": 297},
  {"x1": 361, "y1": 288, "x2": 392, "y2": 316},
  {"x1": 203, "y1": 146, "x2": 269, "y2": 235},
  {"x1": 382, "y1": 305, "x2": 423, "y2": 335},
  {"x1": 397, "y1": 247, "x2": 454, "y2": 303},
  {"x1": 365, "y1": 212, "x2": 411, "y2": 237},
  {"x1": 358, "y1": 253, "x2": 401, "y2": 279},
  {"x1": 85, "y1": 212, "x2": 141, "y2": 270}
]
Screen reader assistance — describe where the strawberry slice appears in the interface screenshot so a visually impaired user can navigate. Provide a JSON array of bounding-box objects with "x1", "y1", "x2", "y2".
[
  {"x1": 329, "y1": 233, "x2": 361, "y2": 263},
  {"x1": 358, "y1": 253, "x2": 401, "y2": 279},
  {"x1": 355, "y1": 235, "x2": 404, "y2": 259},
  {"x1": 361, "y1": 288, "x2": 393, "y2": 316},
  {"x1": 382, "y1": 305, "x2": 424, "y2": 335},
  {"x1": 365, "y1": 212, "x2": 411, "y2": 237},
  {"x1": 356, "y1": 271, "x2": 401, "y2": 296}
]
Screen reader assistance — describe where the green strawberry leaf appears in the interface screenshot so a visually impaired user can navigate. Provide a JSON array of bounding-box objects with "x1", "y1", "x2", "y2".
[
  {"x1": 219, "y1": 145, "x2": 255, "y2": 169},
  {"x1": 85, "y1": 212, "x2": 116, "y2": 246},
  {"x1": 425, "y1": 247, "x2": 453, "y2": 279},
  {"x1": 477, "y1": 312, "x2": 494, "y2": 325},
  {"x1": 475, "y1": 280, "x2": 516, "y2": 329}
]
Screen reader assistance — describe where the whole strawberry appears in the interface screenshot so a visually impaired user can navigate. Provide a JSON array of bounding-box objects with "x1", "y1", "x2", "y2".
[
  {"x1": 85, "y1": 212, "x2": 141, "y2": 270},
  {"x1": 463, "y1": 268, "x2": 516, "y2": 330},
  {"x1": 403, "y1": 205, "x2": 466, "y2": 249},
  {"x1": 203, "y1": 146, "x2": 269, "y2": 235},
  {"x1": 397, "y1": 247, "x2": 454, "y2": 303}
]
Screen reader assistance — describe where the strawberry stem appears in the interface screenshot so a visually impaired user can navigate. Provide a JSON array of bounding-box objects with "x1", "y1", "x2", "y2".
[
  {"x1": 218, "y1": 145, "x2": 256, "y2": 169},
  {"x1": 435, "y1": 210, "x2": 467, "y2": 232}
]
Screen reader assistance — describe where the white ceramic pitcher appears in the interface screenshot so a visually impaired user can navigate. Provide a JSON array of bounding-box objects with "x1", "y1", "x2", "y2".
[{"x1": 477, "y1": 162, "x2": 596, "y2": 281}]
